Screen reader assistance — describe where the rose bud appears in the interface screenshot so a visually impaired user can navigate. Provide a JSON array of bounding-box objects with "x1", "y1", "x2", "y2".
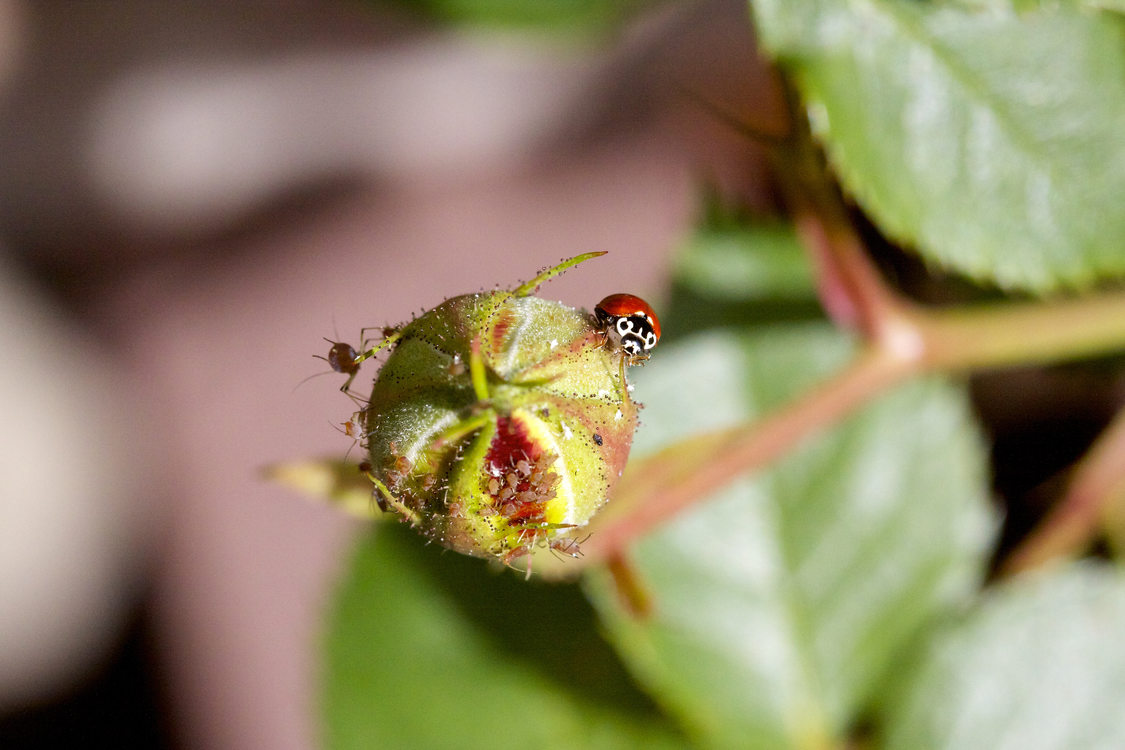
[{"x1": 337, "y1": 252, "x2": 661, "y2": 566}]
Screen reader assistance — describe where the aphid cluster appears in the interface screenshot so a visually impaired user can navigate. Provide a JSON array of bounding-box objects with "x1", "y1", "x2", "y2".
[
  {"x1": 465, "y1": 415, "x2": 575, "y2": 558},
  {"x1": 321, "y1": 253, "x2": 660, "y2": 566}
]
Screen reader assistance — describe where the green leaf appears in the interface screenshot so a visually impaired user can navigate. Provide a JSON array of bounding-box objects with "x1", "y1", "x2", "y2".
[
  {"x1": 881, "y1": 564, "x2": 1125, "y2": 749},
  {"x1": 323, "y1": 525, "x2": 687, "y2": 750},
  {"x1": 369, "y1": 0, "x2": 650, "y2": 33},
  {"x1": 1086, "y1": 0, "x2": 1125, "y2": 13},
  {"x1": 672, "y1": 221, "x2": 815, "y2": 304},
  {"x1": 585, "y1": 327, "x2": 996, "y2": 748},
  {"x1": 265, "y1": 459, "x2": 377, "y2": 518},
  {"x1": 666, "y1": 219, "x2": 822, "y2": 338},
  {"x1": 751, "y1": 0, "x2": 1125, "y2": 292}
]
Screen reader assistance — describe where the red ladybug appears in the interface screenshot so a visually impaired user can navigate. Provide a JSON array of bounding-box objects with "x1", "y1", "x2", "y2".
[{"x1": 594, "y1": 293, "x2": 661, "y2": 359}]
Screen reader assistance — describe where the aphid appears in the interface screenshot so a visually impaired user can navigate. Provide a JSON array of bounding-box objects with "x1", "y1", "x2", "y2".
[
  {"x1": 320, "y1": 327, "x2": 403, "y2": 396},
  {"x1": 296, "y1": 338, "x2": 361, "y2": 394},
  {"x1": 335, "y1": 416, "x2": 367, "y2": 461},
  {"x1": 340, "y1": 418, "x2": 362, "y2": 439},
  {"x1": 325, "y1": 340, "x2": 360, "y2": 376},
  {"x1": 316, "y1": 339, "x2": 362, "y2": 394},
  {"x1": 594, "y1": 293, "x2": 661, "y2": 360}
]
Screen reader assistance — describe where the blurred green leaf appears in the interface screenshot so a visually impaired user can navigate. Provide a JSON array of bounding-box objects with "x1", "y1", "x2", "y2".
[
  {"x1": 265, "y1": 459, "x2": 376, "y2": 518},
  {"x1": 586, "y1": 327, "x2": 996, "y2": 748},
  {"x1": 751, "y1": 0, "x2": 1125, "y2": 292},
  {"x1": 672, "y1": 221, "x2": 814, "y2": 303},
  {"x1": 665, "y1": 219, "x2": 821, "y2": 339},
  {"x1": 323, "y1": 525, "x2": 687, "y2": 750},
  {"x1": 373, "y1": 0, "x2": 650, "y2": 33},
  {"x1": 1086, "y1": 0, "x2": 1125, "y2": 12},
  {"x1": 881, "y1": 564, "x2": 1125, "y2": 750}
]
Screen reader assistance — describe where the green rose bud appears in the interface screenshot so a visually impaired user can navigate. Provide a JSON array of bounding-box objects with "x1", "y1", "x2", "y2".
[{"x1": 341, "y1": 253, "x2": 655, "y2": 565}]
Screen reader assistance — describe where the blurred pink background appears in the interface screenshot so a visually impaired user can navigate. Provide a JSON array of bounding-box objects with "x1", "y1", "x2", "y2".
[{"x1": 0, "y1": 1, "x2": 781, "y2": 747}]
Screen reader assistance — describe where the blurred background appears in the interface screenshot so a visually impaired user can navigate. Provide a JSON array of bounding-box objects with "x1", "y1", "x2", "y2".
[{"x1": 0, "y1": 1, "x2": 784, "y2": 748}]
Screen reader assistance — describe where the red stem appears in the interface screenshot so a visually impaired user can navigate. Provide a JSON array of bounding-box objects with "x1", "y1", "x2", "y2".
[
  {"x1": 583, "y1": 348, "x2": 913, "y2": 563},
  {"x1": 1001, "y1": 404, "x2": 1125, "y2": 576}
]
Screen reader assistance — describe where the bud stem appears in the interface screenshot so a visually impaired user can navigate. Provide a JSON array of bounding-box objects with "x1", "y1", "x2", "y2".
[
  {"x1": 364, "y1": 468, "x2": 422, "y2": 525},
  {"x1": 469, "y1": 336, "x2": 490, "y2": 402},
  {"x1": 512, "y1": 252, "x2": 608, "y2": 297},
  {"x1": 355, "y1": 330, "x2": 403, "y2": 367},
  {"x1": 426, "y1": 411, "x2": 494, "y2": 454}
]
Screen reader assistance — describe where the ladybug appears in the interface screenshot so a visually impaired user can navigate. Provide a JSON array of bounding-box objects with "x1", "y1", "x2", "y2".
[{"x1": 594, "y1": 293, "x2": 661, "y2": 359}]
